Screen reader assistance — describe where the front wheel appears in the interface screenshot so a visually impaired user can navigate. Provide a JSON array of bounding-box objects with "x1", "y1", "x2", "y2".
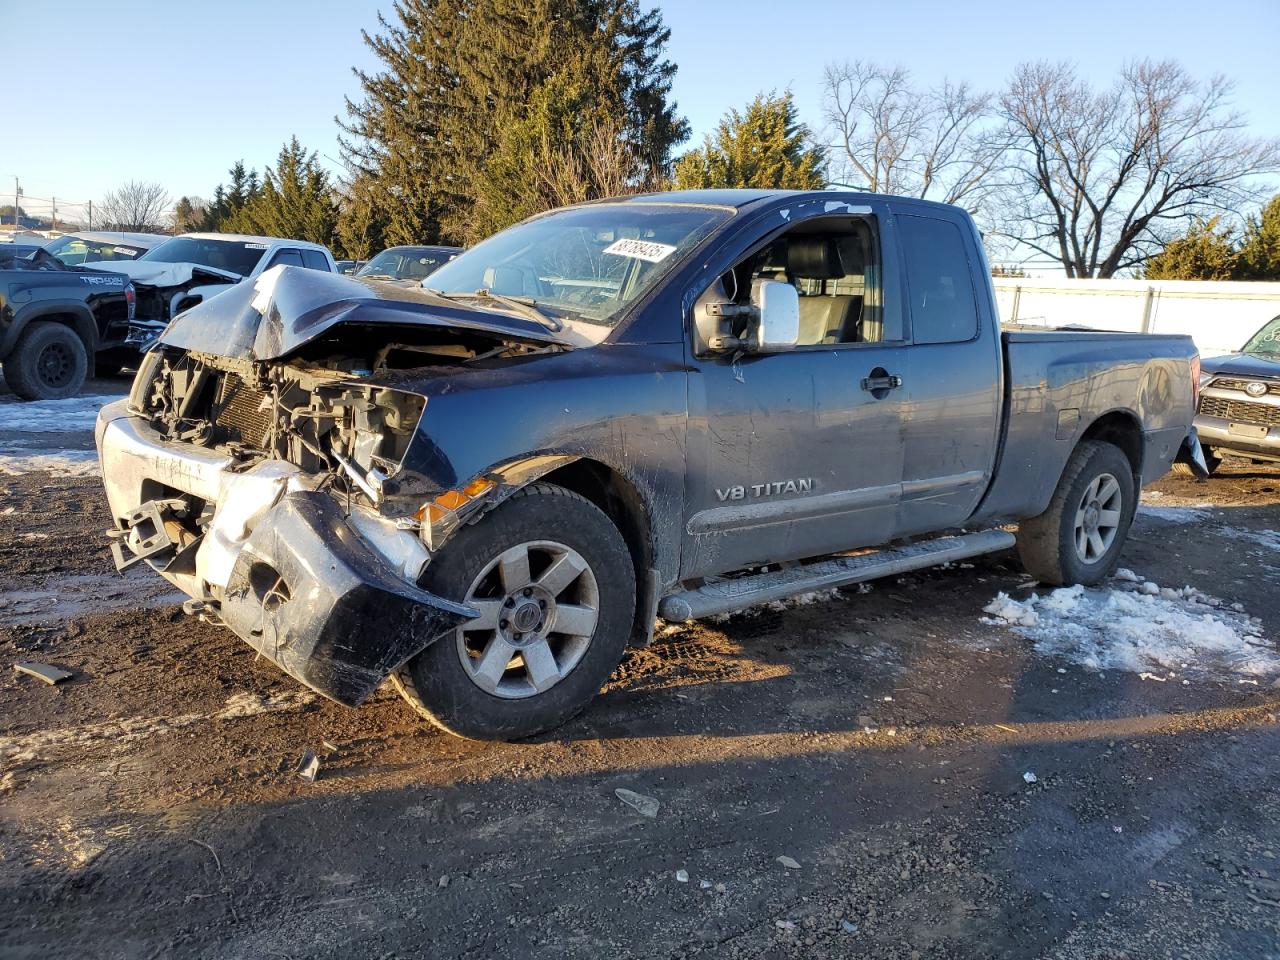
[
  {"x1": 2, "y1": 321, "x2": 88, "y2": 400},
  {"x1": 392, "y1": 482, "x2": 635, "y2": 740},
  {"x1": 1016, "y1": 440, "x2": 1136, "y2": 586}
]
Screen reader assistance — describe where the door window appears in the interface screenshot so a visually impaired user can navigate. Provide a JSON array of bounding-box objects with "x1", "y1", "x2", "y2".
[
  {"x1": 711, "y1": 217, "x2": 892, "y2": 347},
  {"x1": 300, "y1": 249, "x2": 330, "y2": 271},
  {"x1": 898, "y1": 215, "x2": 979, "y2": 344},
  {"x1": 267, "y1": 249, "x2": 305, "y2": 269}
]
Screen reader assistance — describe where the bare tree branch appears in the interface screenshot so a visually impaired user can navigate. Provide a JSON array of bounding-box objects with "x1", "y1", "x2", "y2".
[
  {"x1": 96, "y1": 180, "x2": 171, "y2": 232},
  {"x1": 999, "y1": 59, "x2": 1280, "y2": 277},
  {"x1": 820, "y1": 61, "x2": 1013, "y2": 220}
]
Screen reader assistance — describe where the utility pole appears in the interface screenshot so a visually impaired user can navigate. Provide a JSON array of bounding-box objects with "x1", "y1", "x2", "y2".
[
  {"x1": 88, "y1": 199, "x2": 93, "y2": 231},
  {"x1": 51, "y1": 196, "x2": 57, "y2": 233},
  {"x1": 11, "y1": 177, "x2": 19, "y2": 230}
]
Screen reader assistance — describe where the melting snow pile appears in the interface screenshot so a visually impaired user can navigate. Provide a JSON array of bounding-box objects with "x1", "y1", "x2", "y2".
[
  {"x1": 982, "y1": 569, "x2": 1279, "y2": 680},
  {"x1": 0, "y1": 394, "x2": 115, "y2": 476}
]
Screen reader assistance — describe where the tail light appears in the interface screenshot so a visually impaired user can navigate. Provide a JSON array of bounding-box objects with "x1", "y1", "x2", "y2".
[
  {"x1": 1191, "y1": 354, "x2": 1201, "y2": 409},
  {"x1": 125, "y1": 282, "x2": 136, "y2": 321}
]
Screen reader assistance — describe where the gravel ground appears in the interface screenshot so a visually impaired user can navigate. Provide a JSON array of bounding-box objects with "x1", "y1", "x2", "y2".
[{"x1": 2, "y1": 383, "x2": 1279, "y2": 959}]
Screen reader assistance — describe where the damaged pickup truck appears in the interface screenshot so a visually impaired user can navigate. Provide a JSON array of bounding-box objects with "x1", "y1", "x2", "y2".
[{"x1": 96, "y1": 190, "x2": 1206, "y2": 740}]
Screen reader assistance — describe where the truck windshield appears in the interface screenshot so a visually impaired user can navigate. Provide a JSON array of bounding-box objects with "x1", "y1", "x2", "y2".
[
  {"x1": 139, "y1": 237, "x2": 266, "y2": 277},
  {"x1": 358, "y1": 247, "x2": 459, "y2": 280},
  {"x1": 45, "y1": 235, "x2": 147, "y2": 264},
  {"x1": 1242, "y1": 315, "x2": 1280, "y2": 357},
  {"x1": 425, "y1": 204, "x2": 731, "y2": 326}
]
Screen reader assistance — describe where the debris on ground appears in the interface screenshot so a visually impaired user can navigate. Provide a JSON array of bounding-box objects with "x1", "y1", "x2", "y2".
[
  {"x1": 296, "y1": 751, "x2": 320, "y2": 782},
  {"x1": 776, "y1": 855, "x2": 801, "y2": 869},
  {"x1": 675, "y1": 869, "x2": 689, "y2": 883},
  {"x1": 841, "y1": 919, "x2": 859, "y2": 933},
  {"x1": 13, "y1": 661, "x2": 73, "y2": 685},
  {"x1": 614, "y1": 787, "x2": 660, "y2": 818},
  {"x1": 1023, "y1": 771, "x2": 1038, "y2": 784}
]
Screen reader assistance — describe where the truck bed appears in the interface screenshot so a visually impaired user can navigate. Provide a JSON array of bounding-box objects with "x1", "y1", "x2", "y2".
[{"x1": 971, "y1": 329, "x2": 1199, "y2": 527}]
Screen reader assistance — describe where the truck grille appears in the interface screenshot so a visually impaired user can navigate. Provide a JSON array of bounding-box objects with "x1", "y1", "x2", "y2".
[
  {"x1": 1209, "y1": 377, "x2": 1280, "y2": 396},
  {"x1": 210, "y1": 373, "x2": 273, "y2": 447},
  {"x1": 1200, "y1": 395, "x2": 1280, "y2": 428}
]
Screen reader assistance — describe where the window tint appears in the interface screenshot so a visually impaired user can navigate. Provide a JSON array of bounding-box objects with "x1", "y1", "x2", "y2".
[
  {"x1": 300, "y1": 249, "x2": 330, "y2": 271},
  {"x1": 268, "y1": 249, "x2": 305, "y2": 269},
  {"x1": 899, "y1": 215, "x2": 978, "y2": 344}
]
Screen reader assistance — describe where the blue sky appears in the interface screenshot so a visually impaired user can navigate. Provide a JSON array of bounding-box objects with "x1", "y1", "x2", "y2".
[{"x1": 4, "y1": 0, "x2": 1278, "y2": 220}]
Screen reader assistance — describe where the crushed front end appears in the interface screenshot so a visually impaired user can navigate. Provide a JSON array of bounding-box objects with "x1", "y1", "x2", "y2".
[{"x1": 96, "y1": 346, "x2": 479, "y2": 705}]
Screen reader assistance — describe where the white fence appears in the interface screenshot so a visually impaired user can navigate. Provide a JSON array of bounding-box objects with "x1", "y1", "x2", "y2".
[{"x1": 993, "y1": 277, "x2": 1280, "y2": 357}]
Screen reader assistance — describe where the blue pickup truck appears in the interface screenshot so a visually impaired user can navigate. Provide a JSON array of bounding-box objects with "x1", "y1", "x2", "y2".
[{"x1": 96, "y1": 190, "x2": 1204, "y2": 739}]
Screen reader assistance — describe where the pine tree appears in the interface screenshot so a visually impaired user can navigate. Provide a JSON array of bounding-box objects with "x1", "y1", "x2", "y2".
[
  {"x1": 198, "y1": 162, "x2": 261, "y2": 231},
  {"x1": 1237, "y1": 194, "x2": 1280, "y2": 281},
  {"x1": 339, "y1": 0, "x2": 687, "y2": 246},
  {"x1": 227, "y1": 138, "x2": 337, "y2": 245},
  {"x1": 336, "y1": 171, "x2": 391, "y2": 261},
  {"x1": 1143, "y1": 217, "x2": 1239, "y2": 280},
  {"x1": 672, "y1": 92, "x2": 826, "y2": 191}
]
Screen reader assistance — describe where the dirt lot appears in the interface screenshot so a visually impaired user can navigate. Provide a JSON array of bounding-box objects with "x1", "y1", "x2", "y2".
[{"x1": 2, "y1": 385, "x2": 1280, "y2": 959}]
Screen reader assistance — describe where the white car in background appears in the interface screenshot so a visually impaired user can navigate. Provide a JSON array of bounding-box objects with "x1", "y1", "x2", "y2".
[
  {"x1": 44, "y1": 231, "x2": 167, "y2": 264},
  {"x1": 84, "y1": 233, "x2": 337, "y2": 322}
]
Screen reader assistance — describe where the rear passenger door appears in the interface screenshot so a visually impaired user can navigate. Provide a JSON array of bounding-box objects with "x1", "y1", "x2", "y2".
[{"x1": 892, "y1": 207, "x2": 1002, "y2": 535}]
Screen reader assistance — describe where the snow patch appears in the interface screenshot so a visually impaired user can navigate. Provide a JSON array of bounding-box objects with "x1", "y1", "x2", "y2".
[
  {"x1": 1137, "y1": 503, "x2": 1213, "y2": 524},
  {"x1": 708, "y1": 587, "x2": 844, "y2": 623},
  {"x1": 1220, "y1": 526, "x2": 1280, "y2": 553},
  {"x1": 0, "y1": 450, "x2": 99, "y2": 476},
  {"x1": 982, "y1": 577, "x2": 1278, "y2": 679},
  {"x1": 0, "y1": 394, "x2": 120, "y2": 433}
]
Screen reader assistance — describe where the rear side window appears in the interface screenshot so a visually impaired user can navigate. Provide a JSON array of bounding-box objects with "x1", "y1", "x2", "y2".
[
  {"x1": 300, "y1": 249, "x2": 330, "y2": 271},
  {"x1": 899, "y1": 215, "x2": 978, "y2": 344},
  {"x1": 268, "y1": 249, "x2": 305, "y2": 269}
]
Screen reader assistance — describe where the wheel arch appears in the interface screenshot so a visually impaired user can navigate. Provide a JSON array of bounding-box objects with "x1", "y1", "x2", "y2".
[
  {"x1": 3, "y1": 303, "x2": 98, "y2": 361},
  {"x1": 444, "y1": 453, "x2": 660, "y2": 647},
  {"x1": 1078, "y1": 409, "x2": 1144, "y2": 483}
]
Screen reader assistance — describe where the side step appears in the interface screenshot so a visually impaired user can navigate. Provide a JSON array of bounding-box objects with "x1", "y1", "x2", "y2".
[{"x1": 658, "y1": 529, "x2": 1016, "y2": 622}]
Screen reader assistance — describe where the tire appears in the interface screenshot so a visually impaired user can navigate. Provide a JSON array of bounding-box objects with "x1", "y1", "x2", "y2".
[
  {"x1": 1016, "y1": 440, "x2": 1136, "y2": 587},
  {"x1": 1171, "y1": 446, "x2": 1221, "y2": 479},
  {"x1": 1, "y1": 322, "x2": 88, "y2": 400},
  {"x1": 391, "y1": 482, "x2": 636, "y2": 740}
]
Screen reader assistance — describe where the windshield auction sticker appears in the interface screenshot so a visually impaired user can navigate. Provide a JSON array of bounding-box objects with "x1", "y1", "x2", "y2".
[{"x1": 603, "y1": 238, "x2": 677, "y2": 263}]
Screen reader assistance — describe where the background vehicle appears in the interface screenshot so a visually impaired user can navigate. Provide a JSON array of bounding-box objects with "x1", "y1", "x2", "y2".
[
  {"x1": 356, "y1": 245, "x2": 461, "y2": 286},
  {"x1": 335, "y1": 259, "x2": 365, "y2": 275},
  {"x1": 85, "y1": 233, "x2": 337, "y2": 321},
  {"x1": 98, "y1": 190, "x2": 1201, "y2": 740},
  {"x1": 1180, "y1": 313, "x2": 1280, "y2": 475},
  {"x1": 0, "y1": 247, "x2": 136, "y2": 399},
  {"x1": 44, "y1": 231, "x2": 166, "y2": 264}
]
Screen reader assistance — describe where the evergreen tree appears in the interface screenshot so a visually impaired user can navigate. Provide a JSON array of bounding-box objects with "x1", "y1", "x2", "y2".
[
  {"x1": 1237, "y1": 194, "x2": 1280, "y2": 281},
  {"x1": 228, "y1": 138, "x2": 337, "y2": 245},
  {"x1": 1143, "y1": 216, "x2": 1239, "y2": 280},
  {"x1": 198, "y1": 161, "x2": 261, "y2": 231},
  {"x1": 672, "y1": 92, "x2": 825, "y2": 191},
  {"x1": 336, "y1": 171, "x2": 391, "y2": 261},
  {"x1": 339, "y1": 0, "x2": 687, "y2": 245}
]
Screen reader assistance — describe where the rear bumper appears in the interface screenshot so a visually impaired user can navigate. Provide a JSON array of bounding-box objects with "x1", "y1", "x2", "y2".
[{"x1": 95, "y1": 400, "x2": 474, "y2": 705}]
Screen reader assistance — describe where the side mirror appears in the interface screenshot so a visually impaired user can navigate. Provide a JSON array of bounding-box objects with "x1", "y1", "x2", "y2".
[{"x1": 750, "y1": 279, "x2": 799, "y2": 351}]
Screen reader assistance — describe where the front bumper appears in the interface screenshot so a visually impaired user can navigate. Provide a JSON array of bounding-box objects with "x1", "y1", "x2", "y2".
[
  {"x1": 95, "y1": 400, "x2": 474, "y2": 705},
  {"x1": 1195, "y1": 413, "x2": 1280, "y2": 462}
]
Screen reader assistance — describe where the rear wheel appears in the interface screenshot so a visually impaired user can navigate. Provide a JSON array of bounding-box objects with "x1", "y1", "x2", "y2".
[
  {"x1": 392, "y1": 482, "x2": 635, "y2": 740},
  {"x1": 1016, "y1": 440, "x2": 1136, "y2": 586},
  {"x1": 1, "y1": 322, "x2": 88, "y2": 400}
]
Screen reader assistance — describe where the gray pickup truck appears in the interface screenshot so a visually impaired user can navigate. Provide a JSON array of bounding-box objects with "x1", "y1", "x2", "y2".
[{"x1": 96, "y1": 190, "x2": 1203, "y2": 740}]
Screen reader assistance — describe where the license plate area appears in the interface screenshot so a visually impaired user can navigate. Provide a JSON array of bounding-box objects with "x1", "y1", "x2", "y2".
[{"x1": 1228, "y1": 422, "x2": 1269, "y2": 439}]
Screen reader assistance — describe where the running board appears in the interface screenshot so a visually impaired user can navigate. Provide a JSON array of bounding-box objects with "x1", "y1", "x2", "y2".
[{"x1": 658, "y1": 529, "x2": 1016, "y2": 622}]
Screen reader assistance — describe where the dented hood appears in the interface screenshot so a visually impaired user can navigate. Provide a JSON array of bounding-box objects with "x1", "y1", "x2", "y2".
[
  {"x1": 159, "y1": 265, "x2": 570, "y2": 360},
  {"x1": 80, "y1": 259, "x2": 242, "y2": 288}
]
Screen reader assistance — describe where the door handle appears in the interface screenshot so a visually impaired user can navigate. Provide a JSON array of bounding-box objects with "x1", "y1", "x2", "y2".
[{"x1": 860, "y1": 373, "x2": 903, "y2": 393}]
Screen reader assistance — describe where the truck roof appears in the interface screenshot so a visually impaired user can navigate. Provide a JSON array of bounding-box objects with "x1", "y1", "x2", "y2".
[
  {"x1": 621, "y1": 188, "x2": 963, "y2": 215},
  {"x1": 179, "y1": 232, "x2": 332, "y2": 252}
]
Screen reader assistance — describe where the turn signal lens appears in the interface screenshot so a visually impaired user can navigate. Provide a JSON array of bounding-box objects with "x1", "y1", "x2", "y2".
[
  {"x1": 462, "y1": 478, "x2": 496, "y2": 498},
  {"x1": 435, "y1": 489, "x2": 468, "y2": 510}
]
